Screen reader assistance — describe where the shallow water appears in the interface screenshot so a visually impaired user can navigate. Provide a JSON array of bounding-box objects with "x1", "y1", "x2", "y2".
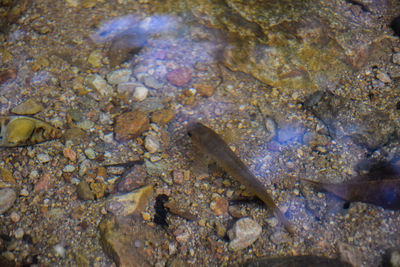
[{"x1": 0, "y1": 0, "x2": 399, "y2": 266}]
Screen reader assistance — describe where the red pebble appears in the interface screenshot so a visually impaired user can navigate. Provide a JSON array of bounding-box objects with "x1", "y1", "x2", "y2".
[{"x1": 166, "y1": 67, "x2": 193, "y2": 87}]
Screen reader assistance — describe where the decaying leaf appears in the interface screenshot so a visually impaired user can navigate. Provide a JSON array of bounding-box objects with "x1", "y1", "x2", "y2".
[{"x1": 0, "y1": 116, "x2": 61, "y2": 147}]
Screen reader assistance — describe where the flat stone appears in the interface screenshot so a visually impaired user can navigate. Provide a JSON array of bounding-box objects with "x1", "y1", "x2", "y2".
[
  {"x1": 114, "y1": 110, "x2": 150, "y2": 142},
  {"x1": 150, "y1": 109, "x2": 175, "y2": 126},
  {"x1": 11, "y1": 99, "x2": 44, "y2": 115},
  {"x1": 0, "y1": 188, "x2": 17, "y2": 214},
  {"x1": 228, "y1": 217, "x2": 262, "y2": 251},
  {"x1": 105, "y1": 184, "x2": 153, "y2": 217},
  {"x1": 142, "y1": 76, "x2": 163, "y2": 90},
  {"x1": 37, "y1": 153, "x2": 51, "y2": 163}
]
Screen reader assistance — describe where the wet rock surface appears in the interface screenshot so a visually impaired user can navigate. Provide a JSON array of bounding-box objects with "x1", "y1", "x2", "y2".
[{"x1": 0, "y1": 0, "x2": 399, "y2": 266}]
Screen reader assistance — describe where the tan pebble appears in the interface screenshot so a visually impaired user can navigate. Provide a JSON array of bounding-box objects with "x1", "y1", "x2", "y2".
[
  {"x1": 210, "y1": 196, "x2": 228, "y2": 216},
  {"x1": 193, "y1": 83, "x2": 215, "y2": 97},
  {"x1": 173, "y1": 170, "x2": 184, "y2": 185},
  {"x1": 12, "y1": 99, "x2": 44, "y2": 115},
  {"x1": 63, "y1": 147, "x2": 77, "y2": 162},
  {"x1": 142, "y1": 212, "x2": 151, "y2": 221},
  {"x1": 10, "y1": 211, "x2": 20, "y2": 223},
  {"x1": 0, "y1": 167, "x2": 15, "y2": 184}
]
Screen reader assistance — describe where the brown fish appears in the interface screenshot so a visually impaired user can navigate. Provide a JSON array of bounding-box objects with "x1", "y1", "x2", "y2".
[
  {"x1": 0, "y1": 116, "x2": 61, "y2": 147},
  {"x1": 188, "y1": 122, "x2": 294, "y2": 235},
  {"x1": 303, "y1": 178, "x2": 400, "y2": 210}
]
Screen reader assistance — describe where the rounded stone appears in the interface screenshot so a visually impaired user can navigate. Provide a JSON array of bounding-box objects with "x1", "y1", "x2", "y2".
[
  {"x1": 0, "y1": 188, "x2": 17, "y2": 214},
  {"x1": 133, "y1": 86, "x2": 148, "y2": 101},
  {"x1": 227, "y1": 217, "x2": 262, "y2": 251}
]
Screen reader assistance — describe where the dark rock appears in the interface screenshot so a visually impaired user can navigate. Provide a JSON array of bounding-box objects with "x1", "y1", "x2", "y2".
[
  {"x1": 76, "y1": 181, "x2": 95, "y2": 200},
  {"x1": 307, "y1": 92, "x2": 396, "y2": 150},
  {"x1": 117, "y1": 164, "x2": 148, "y2": 192}
]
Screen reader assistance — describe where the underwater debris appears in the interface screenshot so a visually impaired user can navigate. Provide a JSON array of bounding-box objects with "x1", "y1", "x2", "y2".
[
  {"x1": 0, "y1": 116, "x2": 61, "y2": 147},
  {"x1": 188, "y1": 122, "x2": 294, "y2": 235},
  {"x1": 303, "y1": 178, "x2": 400, "y2": 210}
]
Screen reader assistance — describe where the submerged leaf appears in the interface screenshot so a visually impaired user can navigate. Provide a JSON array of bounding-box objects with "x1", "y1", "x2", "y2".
[
  {"x1": 0, "y1": 116, "x2": 61, "y2": 147},
  {"x1": 303, "y1": 178, "x2": 400, "y2": 210}
]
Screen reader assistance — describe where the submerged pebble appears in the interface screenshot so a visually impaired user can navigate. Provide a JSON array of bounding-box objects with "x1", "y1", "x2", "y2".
[
  {"x1": 227, "y1": 217, "x2": 262, "y2": 251},
  {"x1": 106, "y1": 69, "x2": 132, "y2": 85},
  {"x1": 0, "y1": 188, "x2": 17, "y2": 214}
]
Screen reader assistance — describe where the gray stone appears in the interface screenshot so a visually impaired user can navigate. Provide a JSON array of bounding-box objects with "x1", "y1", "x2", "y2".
[
  {"x1": 142, "y1": 76, "x2": 163, "y2": 90},
  {"x1": 0, "y1": 188, "x2": 17, "y2": 214},
  {"x1": 144, "y1": 134, "x2": 161, "y2": 153},
  {"x1": 107, "y1": 69, "x2": 132, "y2": 85},
  {"x1": 227, "y1": 217, "x2": 262, "y2": 251}
]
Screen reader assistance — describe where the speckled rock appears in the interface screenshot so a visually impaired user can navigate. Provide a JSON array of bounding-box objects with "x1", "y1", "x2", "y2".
[
  {"x1": 227, "y1": 217, "x2": 262, "y2": 251},
  {"x1": 114, "y1": 110, "x2": 150, "y2": 142},
  {"x1": 144, "y1": 134, "x2": 161, "y2": 153},
  {"x1": 166, "y1": 67, "x2": 192, "y2": 87},
  {"x1": 11, "y1": 99, "x2": 44, "y2": 115},
  {"x1": 117, "y1": 164, "x2": 148, "y2": 192},
  {"x1": 210, "y1": 195, "x2": 229, "y2": 216},
  {"x1": 105, "y1": 184, "x2": 153, "y2": 217},
  {"x1": 0, "y1": 188, "x2": 17, "y2": 214}
]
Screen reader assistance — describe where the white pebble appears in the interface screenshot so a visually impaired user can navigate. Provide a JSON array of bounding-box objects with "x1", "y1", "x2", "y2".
[
  {"x1": 133, "y1": 86, "x2": 149, "y2": 101},
  {"x1": 14, "y1": 228, "x2": 24, "y2": 239},
  {"x1": 228, "y1": 217, "x2": 262, "y2": 251},
  {"x1": 10, "y1": 211, "x2": 20, "y2": 223},
  {"x1": 37, "y1": 153, "x2": 51, "y2": 163},
  {"x1": 144, "y1": 135, "x2": 161, "y2": 153},
  {"x1": 63, "y1": 165, "x2": 76, "y2": 172}
]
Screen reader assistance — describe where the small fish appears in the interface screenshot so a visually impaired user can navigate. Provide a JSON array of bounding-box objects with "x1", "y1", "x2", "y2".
[
  {"x1": 303, "y1": 178, "x2": 400, "y2": 210},
  {"x1": 188, "y1": 122, "x2": 294, "y2": 235},
  {"x1": 0, "y1": 116, "x2": 61, "y2": 147}
]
